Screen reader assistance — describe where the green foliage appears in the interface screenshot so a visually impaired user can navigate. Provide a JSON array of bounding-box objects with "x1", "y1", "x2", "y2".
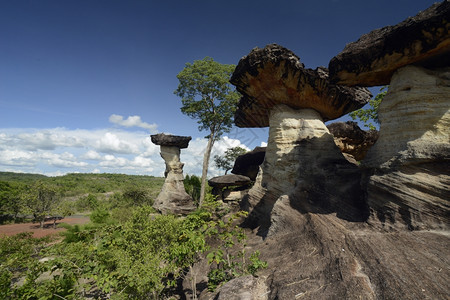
[
  {"x1": 0, "y1": 183, "x2": 267, "y2": 299},
  {"x1": 184, "y1": 174, "x2": 202, "y2": 203},
  {"x1": 0, "y1": 172, "x2": 164, "y2": 219},
  {"x1": 174, "y1": 57, "x2": 241, "y2": 205},
  {"x1": 0, "y1": 232, "x2": 52, "y2": 299},
  {"x1": 205, "y1": 211, "x2": 267, "y2": 291},
  {"x1": 75, "y1": 193, "x2": 99, "y2": 211},
  {"x1": 90, "y1": 207, "x2": 112, "y2": 224},
  {"x1": 122, "y1": 187, "x2": 152, "y2": 207},
  {"x1": 214, "y1": 146, "x2": 248, "y2": 175},
  {"x1": 349, "y1": 86, "x2": 387, "y2": 130},
  {"x1": 0, "y1": 181, "x2": 27, "y2": 222},
  {"x1": 26, "y1": 181, "x2": 61, "y2": 228},
  {"x1": 174, "y1": 57, "x2": 240, "y2": 139}
]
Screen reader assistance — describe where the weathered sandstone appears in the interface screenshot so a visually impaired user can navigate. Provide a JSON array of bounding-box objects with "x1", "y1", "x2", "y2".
[
  {"x1": 151, "y1": 134, "x2": 195, "y2": 215},
  {"x1": 329, "y1": 1, "x2": 450, "y2": 86},
  {"x1": 231, "y1": 44, "x2": 371, "y2": 127},
  {"x1": 327, "y1": 121, "x2": 379, "y2": 161},
  {"x1": 362, "y1": 65, "x2": 450, "y2": 230},
  {"x1": 230, "y1": 44, "x2": 370, "y2": 236}
]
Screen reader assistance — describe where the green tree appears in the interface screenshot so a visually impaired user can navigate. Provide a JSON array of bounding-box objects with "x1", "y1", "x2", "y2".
[
  {"x1": 349, "y1": 86, "x2": 387, "y2": 130},
  {"x1": 175, "y1": 57, "x2": 240, "y2": 206},
  {"x1": 214, "y1": 146, "x2": 248, "y2": 175},
  {"x1": 26, "y1": 181, "x2": 60, "y2": 228},
  {"x1": 0, "y1": 181, "x2": 26, "y2": 221}
]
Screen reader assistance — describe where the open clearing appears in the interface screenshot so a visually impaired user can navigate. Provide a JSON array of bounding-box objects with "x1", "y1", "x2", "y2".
[{"x1": 0, "y1": 215, "x2": 90, "y2": 238}]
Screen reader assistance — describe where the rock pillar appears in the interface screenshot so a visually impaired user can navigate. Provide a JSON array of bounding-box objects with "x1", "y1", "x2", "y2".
[
  {"x1": 243, "y1": 105, "x2": 366, "y2": 236},
  {"x1": 363, "y1": 66, "x2": 450, "y2": 230},
  {"x1": 151, "y1": 134, "x2": 195, "y2": 215}
]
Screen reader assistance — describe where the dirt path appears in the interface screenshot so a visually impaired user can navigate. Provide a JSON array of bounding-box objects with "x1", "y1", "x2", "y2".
[{"x1": 0, "y1": 216, "x2": 90, "y2": 238}]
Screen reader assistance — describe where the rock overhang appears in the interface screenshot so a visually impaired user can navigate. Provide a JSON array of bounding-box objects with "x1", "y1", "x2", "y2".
[
  {"x1": 150, "y1": 133, "x2": 192, "y2": 149},
  {"x1": 230, "y1": 44, "x2": 371, "y2": 127},
  {"x1": 328, "y1": 1, "x2": 450, "y2": 86}
]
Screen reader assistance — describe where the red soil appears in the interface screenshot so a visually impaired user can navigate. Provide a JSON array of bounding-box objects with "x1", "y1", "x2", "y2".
[{"x1": 0, "y1": 216, "x2": 90, "y2": 238}]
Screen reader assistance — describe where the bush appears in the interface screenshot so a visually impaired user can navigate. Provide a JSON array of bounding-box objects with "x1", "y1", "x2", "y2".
[
  {"x1": 184, "y1": 174, "x2": 201, "y2": 203},
  {"x1": 90, "y1": 207, "x2": 111, "y2": 224}
]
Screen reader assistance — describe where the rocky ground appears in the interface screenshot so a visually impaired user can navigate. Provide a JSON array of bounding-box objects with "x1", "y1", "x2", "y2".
[{"x1": 194, "y1": 212, "x2": 449, "y2": 300}]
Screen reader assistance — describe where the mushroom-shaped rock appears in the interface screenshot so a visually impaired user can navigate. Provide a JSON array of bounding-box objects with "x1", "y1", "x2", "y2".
[
  {"x1": 208, "y1": 174, "x2": 252, "y2": 202},
  {"x1": 329, "y1": 1, "x2": 450, "y2": 86},
  {"x1": 151, "y1": 133, "x2": 195, "y2": 215},
  {"x1": 230, "y1": 44, "x2": 371, "y2": 236},
  {"x1": 208, "y1": 174, "x2": 252, "y2": 189},
  {"x1": 230, "y1": 44, "x2": 371, "y2": 127},
  {"x1": 151, "y1": 133, "x2": 191, "y2": 149},
  {"x1": 327, "y1": 121, "x2": 379, "y2": 161},
  {"x1": 231, "y1": 146, "x2": 266, "y2": 181},
  {"x1": 328, "y1": 2, "x2": 450, "y2": 230}
]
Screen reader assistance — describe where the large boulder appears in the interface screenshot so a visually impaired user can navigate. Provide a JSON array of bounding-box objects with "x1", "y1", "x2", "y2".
[
  {"x1": 231, "y1": 146, "x2": 266, "y2": 181},
  {"x1": 329, "y1": 1, "x2": 450, "y2": 86},
  {"x1": 327, "y1": 121, "x2": 379, "y2": 161}
]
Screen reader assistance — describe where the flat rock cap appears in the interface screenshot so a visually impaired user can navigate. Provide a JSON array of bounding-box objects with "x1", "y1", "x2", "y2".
[
  {"x1": 150, "y1": 133, "x2": 192, "y2": 148},
  {"x1": 208, "y1": 174, "x2": 251, "y2": 188},
  {"x1": 329, "y1": 1, "x2": 450, "y2": 86},
  {"x1": 230, "y1": 44, "x2": 371, "y2": 127}
]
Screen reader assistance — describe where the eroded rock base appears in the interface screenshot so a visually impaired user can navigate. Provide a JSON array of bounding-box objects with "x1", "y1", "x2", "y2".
[
  {"x1": 363, "y1": 66, "x2": 450, "y2": 229},
  {"x1": 153, "y1": 146, "x2": 195, "y2": 215},
  {"x1": 243, "y1": 105, "x2": 367, "y2": 237}
]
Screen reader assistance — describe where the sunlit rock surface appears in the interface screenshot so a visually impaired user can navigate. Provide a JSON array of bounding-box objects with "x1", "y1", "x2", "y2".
[{"x1": 362, "y1": 66, "x2": 450, "y2": 230}]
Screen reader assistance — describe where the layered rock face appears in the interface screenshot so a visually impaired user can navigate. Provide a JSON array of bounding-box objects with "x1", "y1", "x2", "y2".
[
  {"x1": 363, "y1": 66, "x2": 450, "y2": 229},
  {"x1": 329, "y1": 1, "x2": 450, "y2": 231},
  {"x1": 327, "y1": 121, "x2": 379, "y2": 161},
  {"x1": 151, "y1": 134, "x2": 195, "y2": 215}
]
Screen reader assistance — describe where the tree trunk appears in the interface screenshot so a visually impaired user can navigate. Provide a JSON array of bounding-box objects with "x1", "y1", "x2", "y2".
[{"x1": 199, "y1": 134, "x2": 215, "y2": 207}]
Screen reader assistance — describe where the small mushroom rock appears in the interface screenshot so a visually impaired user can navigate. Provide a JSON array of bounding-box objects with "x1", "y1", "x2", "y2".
[
  {"x1": 329, "y1": 1, "x2": 450, "y2": 86},
  {"x1": 208, "y1": 174, "x2": 251, "y2": 202},
  {"x1": 151, "y1": 133, "x2": 195, "y2": 215},
  {"x1": 208, "y1": 174, "x2": 252, "y2": 189},
  {"x1": 151, "y1": 133, "x2": 191, "y2": 149},
  {"x1": 327, "y1": 121, "x2": 379, "y2": 161},
  {"x1": 230, "y1": 44, "x2": 371, "y2": 236},
  {"x1": 231, "y1": 146, "x2": 266, "y2": 181}
]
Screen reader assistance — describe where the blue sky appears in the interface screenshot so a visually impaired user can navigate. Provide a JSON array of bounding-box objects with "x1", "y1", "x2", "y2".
[{"x1": 0, "y1": 0, "x2": 437, "y2": 176}]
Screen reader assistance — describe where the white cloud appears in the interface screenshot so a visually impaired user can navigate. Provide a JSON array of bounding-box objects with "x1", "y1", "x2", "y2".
[
  {"x1": 81, "y1": 150, "x2": 102, "y2": 160},
  {"x1": 261, "y1": 142, "x2": 268, "y2": 147},
  {"x1": 95, "y1": 132, "x2": 139, "y2": 154},
  {"x1": 0, "y1": 125, "x2": 251, "y2": 178},
  {"x1": 109, "y1": 114, "x2": 158, "y2": 133}
]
